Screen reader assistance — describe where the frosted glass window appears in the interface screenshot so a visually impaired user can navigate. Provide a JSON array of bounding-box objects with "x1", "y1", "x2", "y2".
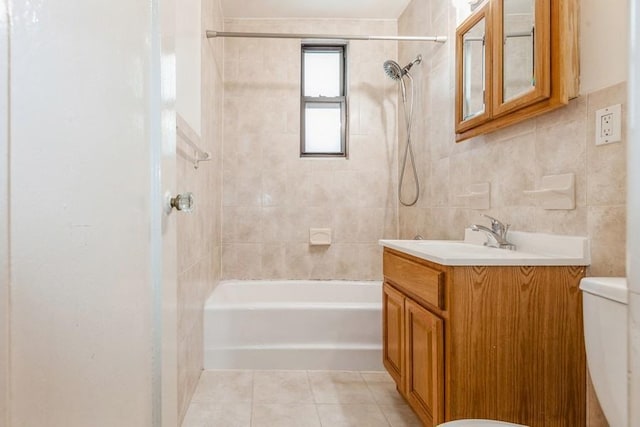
[
  {"x1": 304, "y1": 51, "x2": 341, "y2": 97},
  {"x1": 304, "y1": 103, "x2": 342, "y2": 153},
  {"x1": 301, "y1": 44, "x2": 347, "y2": 157}
]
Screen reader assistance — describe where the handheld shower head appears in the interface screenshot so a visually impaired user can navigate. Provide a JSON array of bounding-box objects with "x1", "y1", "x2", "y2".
[
  {"x1": 383, "y1": 54, "x2": 423, "y2": 81},
  {"x1": 403, "y1": 54, "x2": 423, "y2": 74},
  {"x1": 383, "y1": 60, "x2": 403, "y2": 81}
]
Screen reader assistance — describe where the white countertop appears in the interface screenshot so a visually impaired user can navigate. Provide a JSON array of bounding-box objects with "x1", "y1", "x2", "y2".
[{"x1": 379, "y1": 229, "x2": 590, "y2": 266}]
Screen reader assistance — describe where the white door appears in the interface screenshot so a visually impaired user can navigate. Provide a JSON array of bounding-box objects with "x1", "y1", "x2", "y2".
[
  {"x1": 7, "y1": 0, "x2": 178, "y2": 425},
  {"x1": 156, "y1": 0, "x2": 179, "y2": 424}
]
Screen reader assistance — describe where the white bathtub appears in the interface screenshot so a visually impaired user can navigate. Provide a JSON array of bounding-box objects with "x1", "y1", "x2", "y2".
[{"x1": 204, "y1": 280, "x2": 384, "y2": 371}]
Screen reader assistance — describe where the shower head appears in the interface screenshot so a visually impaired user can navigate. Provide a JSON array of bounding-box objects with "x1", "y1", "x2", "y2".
[
  {"x1": 383, "y1": 54, "x2": 423, "y2": 81},
  {"x1": 383, "y1": 60, "x2": 404, "y2": 81}
]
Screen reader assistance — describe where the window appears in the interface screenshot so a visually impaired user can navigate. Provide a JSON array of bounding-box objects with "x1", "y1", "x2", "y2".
[{"x1": 301, "y1": 44, "x2": 347, "y2": 157}]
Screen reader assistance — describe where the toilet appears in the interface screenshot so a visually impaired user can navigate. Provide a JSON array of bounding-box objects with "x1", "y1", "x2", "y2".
[
  {"x1": 580, "y1": 277, "x2": 629, "y2": 427},
  {"x1": 438, "y1": 277, "x2": 629, "y2": 427}
]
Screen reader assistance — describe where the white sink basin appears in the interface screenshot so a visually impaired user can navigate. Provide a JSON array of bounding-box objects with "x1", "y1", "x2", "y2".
[
  {"x1": 416, "y1": 241, "x2": 531, "y2": 258},
  {"x1": 379, "y1": 229, "x2": 590, "y2": 266}
]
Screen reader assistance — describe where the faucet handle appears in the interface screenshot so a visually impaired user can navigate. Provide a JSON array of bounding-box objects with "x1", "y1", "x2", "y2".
[
  {"x1": 480, "y1": 214, "x2": 508, "y2": 235},
  {"x1": 481, "y1": 213, "x2": 502, "y2": 227}
]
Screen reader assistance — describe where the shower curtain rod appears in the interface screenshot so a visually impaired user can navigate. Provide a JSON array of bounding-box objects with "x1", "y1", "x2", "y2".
[{"x1": 206, "y1": 30, "x2": 447, "y2": 43}]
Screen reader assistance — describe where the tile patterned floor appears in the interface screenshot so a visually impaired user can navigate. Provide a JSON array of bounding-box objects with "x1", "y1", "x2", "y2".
[{"x1": 183, "y1": 370, "x2": 422, "y2": 427}]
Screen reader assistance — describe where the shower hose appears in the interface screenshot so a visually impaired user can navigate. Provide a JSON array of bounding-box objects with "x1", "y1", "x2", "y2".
[{"x1": 398, "y1": 72, "x2": 419, "y2": 207}]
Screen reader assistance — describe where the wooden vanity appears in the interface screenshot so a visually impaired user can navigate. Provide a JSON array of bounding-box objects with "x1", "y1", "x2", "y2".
[{"x1": 382, "y1": 247, "x2": 586, "y2": 427}]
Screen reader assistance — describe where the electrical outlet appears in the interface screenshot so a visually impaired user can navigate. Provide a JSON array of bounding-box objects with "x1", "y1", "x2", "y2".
[
  {"x1": 595, "y1": 104, "x2": 622, "y2": 145},
  {"x1": 601, "y1": 113, "x2": 614, "y2": 137}
]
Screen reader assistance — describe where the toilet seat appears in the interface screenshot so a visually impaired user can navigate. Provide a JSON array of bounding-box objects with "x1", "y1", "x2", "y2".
[{"x1": 438, "y1": 420, "x2": 527, "y2": 427}]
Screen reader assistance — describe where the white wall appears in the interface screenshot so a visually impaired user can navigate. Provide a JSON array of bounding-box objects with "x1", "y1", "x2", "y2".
[
  {"x1": 8, "y1": 0, "x2": 175, "y2": 425},
  {"x1": 580, "y1": 0, "x2": 629, "y2": 93},
  {"x1": 176, "y1": 0, "x2": 202, "y2": 135},
  {"x1": 0, "y1": 0, "x2": 9, "y2": 424}
]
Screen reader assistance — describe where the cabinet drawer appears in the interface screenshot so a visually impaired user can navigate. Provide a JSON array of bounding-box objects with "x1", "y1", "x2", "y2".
[{"x1": 383, "y1": 251, "x2": 444, "y2": 310}]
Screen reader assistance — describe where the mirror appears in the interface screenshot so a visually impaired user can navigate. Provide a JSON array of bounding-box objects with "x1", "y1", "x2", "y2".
[
  {"x1": 502, "y1": 0, "x2": 535, "y2": 101},
  {"x1": 456, "y1": 2, "x2": 491, "y2": 133},
  {"x1": 455, "y1": 0, "x2": 578, "y2": 141},
  {"x1": 492, "y1": 0, "x2": 550, "y2": 117},
  {"x1": 462, "y1": 17, "x2": 486, "y2": 120}
]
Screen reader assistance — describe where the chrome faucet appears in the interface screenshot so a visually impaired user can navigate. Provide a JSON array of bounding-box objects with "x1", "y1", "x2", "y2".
[{"x1": 471, "y1": 214, "x2": 516, "y2": 251}]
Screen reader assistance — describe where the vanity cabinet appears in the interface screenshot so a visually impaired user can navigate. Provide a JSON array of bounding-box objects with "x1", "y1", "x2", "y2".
[
  {"x1": 383, "y1": 283, "x2": 445, "y2": 425},
  {"x1": 382, "y1": 248, "x2": 586, "y2": 427},
  {"x1": 455, "y1": 0, "x2": 579, "y2": 141}
]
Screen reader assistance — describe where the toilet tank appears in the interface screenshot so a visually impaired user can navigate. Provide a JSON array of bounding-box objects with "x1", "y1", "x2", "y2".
[{"x1": 580, "y1": 277, "x2": 628, "y2": 427}]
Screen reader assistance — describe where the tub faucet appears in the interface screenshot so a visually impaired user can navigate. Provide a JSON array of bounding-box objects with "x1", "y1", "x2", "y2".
[{"x1": 471, "y1": 214, "x2": 516, "y2": 251}]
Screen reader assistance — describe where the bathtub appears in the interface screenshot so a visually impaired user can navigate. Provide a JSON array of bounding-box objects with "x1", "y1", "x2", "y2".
[{"x1": 204, "y1": 280, "x2": 384, "y2": 371}]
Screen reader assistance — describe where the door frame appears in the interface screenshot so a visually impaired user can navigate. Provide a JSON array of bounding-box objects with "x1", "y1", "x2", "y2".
[
  {"x1": 152, "y1": 0, "x2": 178, "y2": 424},
  {"x1": 628, "y1": 1, "x2": 640, "y2": 425},
  {"x1": 0, "y1": 0, "x2": 10, "y2": 424}
]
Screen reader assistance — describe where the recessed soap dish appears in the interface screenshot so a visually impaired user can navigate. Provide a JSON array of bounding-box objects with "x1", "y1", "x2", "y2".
[
  {"x1": 309, "y1": 228, "x2": 332, "y2": 246},
  {"x1": 524, "y1": 173, "x2": 575, "y2": 210}
]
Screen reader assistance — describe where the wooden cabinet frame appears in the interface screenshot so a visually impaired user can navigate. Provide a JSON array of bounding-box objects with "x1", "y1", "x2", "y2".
[
  {"x1": 455, "y1": 0, "x2": 579, "y2": 142},
  {"x1": 492, "y1": 0, "x2": 550, "y2": 117}
]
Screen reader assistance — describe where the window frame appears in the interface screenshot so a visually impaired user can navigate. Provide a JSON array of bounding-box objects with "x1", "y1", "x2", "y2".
[{"x1": 300, "y1": 43, "x2": 348, "y2": 158}]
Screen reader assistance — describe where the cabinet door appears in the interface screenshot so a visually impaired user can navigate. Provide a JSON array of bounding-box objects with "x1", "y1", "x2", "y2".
[
  {"x1": 491, "y1": 0, "x2": 551, "y2": 117},
  {"x1": 405, "y1": 299, "x2": 444, "y2": 426},
  {"x1": 455, "y1": 2, "x2": 492, "y2": 133},
  {"x1": 382, "y1": 282, "x2": 404, "y2": 387}
]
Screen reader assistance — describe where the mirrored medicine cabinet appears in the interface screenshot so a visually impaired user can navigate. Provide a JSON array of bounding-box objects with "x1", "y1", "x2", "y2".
[{"x1": 455, "y1": 0, "x2": 579, "y2": 141}]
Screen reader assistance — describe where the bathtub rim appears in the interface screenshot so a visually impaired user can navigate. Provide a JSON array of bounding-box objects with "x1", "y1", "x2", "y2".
[{"x1": 205, "y1": 279, "x2": 384, "y2": 307}]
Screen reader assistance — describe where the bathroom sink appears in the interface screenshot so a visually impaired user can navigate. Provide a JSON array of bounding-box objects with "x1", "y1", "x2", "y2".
[
  {"x1": 415, "y1": 241, "x2": 530, "y2": 257},
  {"x1": 379, "y1": 229, "x2": 590, "y2": 266}
]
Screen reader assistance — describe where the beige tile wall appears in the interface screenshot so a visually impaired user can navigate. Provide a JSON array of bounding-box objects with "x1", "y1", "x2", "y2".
[
  {"x1": 398, "y1": 0, "x2": 627, "y2": 278},
  {"x1": 176, "y1": 0, "x2": 224, "y2": 422},
  {"x1": 221, "y1": 18, "x2": 400, "y2": 280}
]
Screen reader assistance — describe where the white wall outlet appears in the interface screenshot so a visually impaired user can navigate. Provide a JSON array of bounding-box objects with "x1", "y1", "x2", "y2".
[{"x1": 595, "y1": 104, "x2": 622, "y2": 145}]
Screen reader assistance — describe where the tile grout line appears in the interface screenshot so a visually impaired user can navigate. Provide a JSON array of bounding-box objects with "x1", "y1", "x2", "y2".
[
  {"x1": 249, "y1": 370, "x2": 255, "y2": 427},
  {"x1": 359, "y1": 371, "x2": 393, "y2": 427},
  {"x1": 305, "y1": 370, "x2": 324, "y2": 427},
  {"x1": 306, "y1": 370, "x2": 325, "y2": 427}
]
